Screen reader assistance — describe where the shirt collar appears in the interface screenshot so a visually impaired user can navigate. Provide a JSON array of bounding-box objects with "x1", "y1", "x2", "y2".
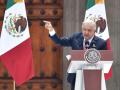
[{"x1": 84, "y1": 35, "x2": 94, "y2": 44}]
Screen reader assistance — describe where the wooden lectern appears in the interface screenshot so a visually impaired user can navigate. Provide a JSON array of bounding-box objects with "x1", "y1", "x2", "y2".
[{"x1": 67, "y1": 50, "x2": 113, "y2": 90}]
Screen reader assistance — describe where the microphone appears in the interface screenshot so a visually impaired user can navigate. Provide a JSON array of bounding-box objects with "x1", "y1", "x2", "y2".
[{"x1": 85, "y1": 41, "x2": 90, "y2": 49}]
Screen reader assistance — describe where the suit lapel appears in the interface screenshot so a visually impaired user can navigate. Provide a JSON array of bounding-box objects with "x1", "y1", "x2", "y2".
[{"x1": 89, "y1": 36, "x2": 98, "y2": 49}]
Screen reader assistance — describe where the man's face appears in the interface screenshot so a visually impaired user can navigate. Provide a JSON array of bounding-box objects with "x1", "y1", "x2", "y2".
[{"x1": 82, "y1": 24, "x2": 95, "y2": 40}]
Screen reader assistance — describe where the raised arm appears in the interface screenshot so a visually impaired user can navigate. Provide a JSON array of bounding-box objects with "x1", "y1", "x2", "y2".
[{"x1": 44, "y1": 20, "x2": 72, "y2": 46}]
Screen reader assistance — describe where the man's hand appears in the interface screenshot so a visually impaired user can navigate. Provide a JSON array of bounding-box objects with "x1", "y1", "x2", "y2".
[{"x1": 43, "y1": 20, "x2": 54, "y2": 32}]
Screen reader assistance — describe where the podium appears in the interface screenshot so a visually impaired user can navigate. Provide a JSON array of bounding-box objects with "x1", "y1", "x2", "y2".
[{"x1": 67, "y1": 49, "x2": 113, "y2": 90}]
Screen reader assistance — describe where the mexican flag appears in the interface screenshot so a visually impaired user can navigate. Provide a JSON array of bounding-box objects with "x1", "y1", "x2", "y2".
[
  {"x1": 85, "y1": 0, "x2": 112, "y2": 80},
  {"x1": 0, "y1": 0, "x2": 34, "y2": 85}
]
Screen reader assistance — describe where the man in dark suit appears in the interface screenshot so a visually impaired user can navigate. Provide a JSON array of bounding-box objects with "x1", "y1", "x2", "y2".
[{"x1": 44, "y1": 20, "x2": 107, "y2": 90}]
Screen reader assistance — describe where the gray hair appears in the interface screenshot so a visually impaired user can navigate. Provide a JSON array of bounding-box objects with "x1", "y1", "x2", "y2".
[{"x1": 82, "y1": 20, "x2": 96, "y2": 31}]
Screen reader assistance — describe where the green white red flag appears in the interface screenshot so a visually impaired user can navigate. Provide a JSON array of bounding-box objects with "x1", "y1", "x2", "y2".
[{"x1": 0, "y1": 0, "x2": 34, "y2": 85}]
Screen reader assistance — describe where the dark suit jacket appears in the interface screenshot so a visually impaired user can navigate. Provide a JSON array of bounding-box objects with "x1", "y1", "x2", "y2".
[
  {"x1": 49, "y1": 32, "x2": 107, "y2": 88},
  {"x1": 50, "y1": 32, "x2": 107, "y2": 50}
]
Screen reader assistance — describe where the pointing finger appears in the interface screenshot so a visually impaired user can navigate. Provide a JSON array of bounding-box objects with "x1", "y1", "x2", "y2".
[{"x1": 43, "y1": 20, "x2": 51, "y2": 24}]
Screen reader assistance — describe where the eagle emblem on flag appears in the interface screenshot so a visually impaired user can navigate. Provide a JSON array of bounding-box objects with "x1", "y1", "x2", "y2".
[{"x1": 4, "y1": 13, "x2": 27, "y2": 37}]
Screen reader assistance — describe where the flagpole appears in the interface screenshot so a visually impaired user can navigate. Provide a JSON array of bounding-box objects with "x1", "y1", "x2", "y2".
[{"x1": 13, "y1": 80, "x2": 16, "y2": 90}]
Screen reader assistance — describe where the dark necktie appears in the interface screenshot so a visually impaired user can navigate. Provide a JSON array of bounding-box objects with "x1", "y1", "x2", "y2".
[{"x1": 85, "y1": 41, "x2": 89, "y2": 49}]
